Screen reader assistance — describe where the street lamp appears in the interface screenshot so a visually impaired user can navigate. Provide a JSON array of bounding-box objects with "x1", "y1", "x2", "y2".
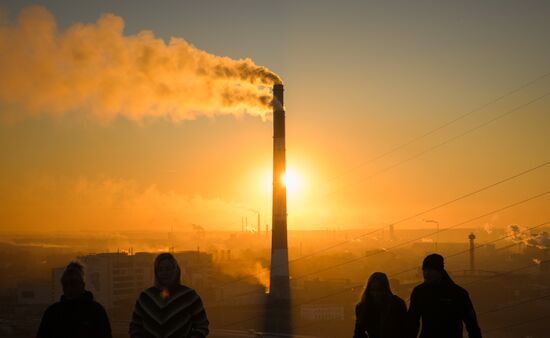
[{"x1": 424, "y1": 219, "x2": 440, "y2": 252}]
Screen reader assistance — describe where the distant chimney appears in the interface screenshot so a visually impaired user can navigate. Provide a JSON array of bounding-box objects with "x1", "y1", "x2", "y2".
[
  {"x1": 469, "y1": 233, "x2": 476, "y2": 272},
  {"x1": 389, "y1": 224, "x2": 396, "y2": 241}
]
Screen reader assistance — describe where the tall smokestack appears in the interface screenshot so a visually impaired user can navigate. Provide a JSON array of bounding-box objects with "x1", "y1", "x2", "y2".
[
  {"x1": 469, "y1": 232, "x2": 476, "y2": 272},
  {"x1": 269, "y1": 83, "x2": 290, "y2": 300}
]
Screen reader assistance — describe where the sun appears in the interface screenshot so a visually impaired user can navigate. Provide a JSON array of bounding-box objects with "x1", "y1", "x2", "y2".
[
  {"x1": 282, "y1": 169, "x2": 300, "y2": 194},
  {"x1": 260, "y1": 166, "x2": 306, "y2": 199}
]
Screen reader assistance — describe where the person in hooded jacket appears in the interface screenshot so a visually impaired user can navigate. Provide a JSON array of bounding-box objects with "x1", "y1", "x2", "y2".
[
  {"x1": 353, "y1": 272, "x2": 407, "y2": 338},
  {"x1": 37, "y1": 261, "x2": 112, "y2": 338},
  {"x1": 129, "y1": 253, "x2": 209, "y2": 338},
  {"x1": 407, "y1": 254, "x2": 482, "y2": 338}
]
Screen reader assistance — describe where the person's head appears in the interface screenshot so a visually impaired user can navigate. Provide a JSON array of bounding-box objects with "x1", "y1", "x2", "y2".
[
  {"x1": 154, "y1": 253, "x2": 181, "y2": 290},
  {"x1": 422, "y1": 254, "x2": 445, "y2": 284},
  {"x1": 361, "y1": 272, "x2": 391, "y2": 305},
  {"x1": 61, "y1": 262, "x2": 85, "y2": 299}
]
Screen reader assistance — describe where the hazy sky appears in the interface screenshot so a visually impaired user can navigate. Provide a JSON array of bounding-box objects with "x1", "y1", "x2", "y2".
[{"x1": 1, "y1": 1, "x2": 549, "y2": 232}]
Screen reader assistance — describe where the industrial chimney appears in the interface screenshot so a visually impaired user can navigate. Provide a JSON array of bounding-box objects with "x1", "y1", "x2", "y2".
[
  {"x1": 269, "y1": 83, "x2": 290, "y2": 300},
  {"x1": 469, "y1": 232, "x2": 476, "y2": 272}
]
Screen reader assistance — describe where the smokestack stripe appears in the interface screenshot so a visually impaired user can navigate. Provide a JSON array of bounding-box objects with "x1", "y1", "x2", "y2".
[{"x1": 270, "y1": 83, "x2": 290, "y2": 301}]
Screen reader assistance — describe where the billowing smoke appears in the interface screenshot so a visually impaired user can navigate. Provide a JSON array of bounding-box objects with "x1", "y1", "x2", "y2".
[
  {"x1": 191, "y1": 223, "x2": 205, "y2": 233},
  {"x1": 0, "y1": 6, "x2": 281, "y2": 123},
  {"x1": 483, "y1": 218, "x2": 496, "y2": 234},
  {"x1": 509, "y1": 224, "x2": 522, "y2": 240},
  {"x1": 217, "y1": 260, "x2": 270, "y2": 292},
  {"x1": 508, "y1": 224, "x2": 549, "y2": 250}
]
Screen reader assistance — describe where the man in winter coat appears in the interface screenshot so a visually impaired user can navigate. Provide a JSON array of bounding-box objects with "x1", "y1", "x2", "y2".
[
  {"x1": 37, "y1": 261, "x2": 112, "y2": 338},
  {"x1": 407, "y1": 254, "x2": 482, "y2": 338}
]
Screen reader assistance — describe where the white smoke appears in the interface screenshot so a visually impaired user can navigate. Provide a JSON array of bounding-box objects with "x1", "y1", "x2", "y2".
[
  {"x1": 0, "y1": 6, "x2": 281, "y2": 123},
  {"x1": 508, "y1": 224, "x2": 549, "y2": 250}
]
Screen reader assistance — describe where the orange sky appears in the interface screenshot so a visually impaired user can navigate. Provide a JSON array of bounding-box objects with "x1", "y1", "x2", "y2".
[{"x1": 0, "y1": 3, "x2": 549, "y2": 233}]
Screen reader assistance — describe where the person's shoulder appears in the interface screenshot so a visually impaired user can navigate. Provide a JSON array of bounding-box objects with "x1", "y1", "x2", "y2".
[
  {"x1": 141, "y1": 286, "x2": 161, "y2": 295},
  {"x1": 177, "y1": 284, "x2": 198, "y2": 296},
  {"x1": 180, "y1": 284, "x2": 195, "y2": 291},
  {"x1": 450, "y1": 283, "x2": 470, "y2": 297},
  {"x1": 89, "y1": 299, "x2": 108, "y2": 311},
  {"x1": 410, "y1": 282, "x2": 432, "y2": 301},
  {"x1": 354, "y1": 302, "x2": 364, "y2": 315},
  {"x1": 43, "y1": 301, "x2": 63, "y2": 314},
  {"x1": 411, "y1": 282, "x2": 429, "y2": 294},
  {"x1": 143, "y1": 286, "x2": 158, "y2": 293},
  {"x1": 137, "y1": 286, "x2": 160, "y2": 301}
]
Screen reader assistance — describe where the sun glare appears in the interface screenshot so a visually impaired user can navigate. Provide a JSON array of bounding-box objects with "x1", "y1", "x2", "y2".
[
  {"x1": 282, "y1": 169, "x2": 300, "y2": 194},
  {"x1": 261, "y1": 166, "x2": 308, "y2": 201}
]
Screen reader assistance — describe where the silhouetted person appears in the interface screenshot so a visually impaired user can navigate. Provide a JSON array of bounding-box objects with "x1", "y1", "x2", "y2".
[
  {"x1": 407, "y1": 254, "x2": 482, "y2": 338},
  {"x1": 130, "y1": 253, "x2": 209, "y2": 338},
  {"x1": 37, "y1": 262, "x2": 112, "y2": 338},
  {"x1": 354, "y1": 272, "x2": 407, "y2": 338}
]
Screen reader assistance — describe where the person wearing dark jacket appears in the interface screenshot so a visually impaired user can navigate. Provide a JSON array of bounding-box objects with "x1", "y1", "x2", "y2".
[
  {"x1": 407, "y1": 254, "x2": 482, "y2": 338},
  {"x1": 37, "y1": 261, "x2": 112, "y2": 338},
  {"x1": 354, "y1": 272, "x2": 407, "y2": 338},
  {"x1": 129, "y1": 253, "x2": 209, "y2": 338}
]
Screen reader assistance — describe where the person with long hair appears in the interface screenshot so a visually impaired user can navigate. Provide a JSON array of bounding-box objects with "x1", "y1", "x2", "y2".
[
  {"x1": 354, "y1": 272, "x2": 407, "y2": 338},
  {"x1": 407, "y1": 254, "x2": 481, "y2": 338},
  {"x1": 129, "y1": 253, "x2": 209, "y2": 338}
]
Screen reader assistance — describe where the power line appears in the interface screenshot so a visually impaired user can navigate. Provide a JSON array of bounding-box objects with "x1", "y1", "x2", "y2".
[
  {"x1": 290, "y1": 191, "x2": 549, "y2": 282},
  {"x1": 282, "y1": 91, "x2": 550, "y2": 272},
  {"x1": 478, "y1": 294, "x2": 550, "y2": 316},
  {"x1": 283, "y1": 90, "x2": 550, "y2": 278},
  {"x1": 288, "y1": 75, "x2": 550, "y2": 230},
  {"x1": 217, "y1": 188, "x2": 548, "y2": 301},
  {"x1": 327, "y1": 71, "x2": 550, "y2": 184},
  {"x1": 462, "y1": 259, "x2": 548, "y2": 287},
  {"x1": 283, "y1": 90, "x2": 550, "y2": 272},
  {"x1": 325, "y1": 91, "x2": 550, "y2": 198},
  {"x1": 280, "y1": 88, "x2": 550, "y2": 281},
  {"x1": 214, "y1": 191, "x2": 549, "y2": 305},
  {"x1": 291, "y1": 280, "x2": 550, "y2": 332},
  {"x1": 292, "y1": 236, "x2": 550, "y2": 331},
  {"x1": 316, "y1": 160, "x2": 548, "y2": 259},
  {"x1": 220, "y1": 219, "x2": 550, "y2": 330},
  {"x1": 290, "y1": 221, "x2": 550, "y2": 330},
  {"x1": 389, "y1": 219, "x2": 550, "y2": 278},
  {"x1": 220, "y1": 218, "x2": 550, "y2": 313},
  {"x1": 213, "y1": 83, "x2": 550, "y2": 320},
  {"x1": 211, "y1": 161, "x2": 549, "y2": 290}
]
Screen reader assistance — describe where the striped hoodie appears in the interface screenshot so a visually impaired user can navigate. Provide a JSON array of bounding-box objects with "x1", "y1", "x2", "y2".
[{"x1": 129, "y1": 285, "x2": 209, "y2": 338}]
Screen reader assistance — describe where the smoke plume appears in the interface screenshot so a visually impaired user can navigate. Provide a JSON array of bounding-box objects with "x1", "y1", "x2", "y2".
[
  {"x1": 0, "y1": 6, "x2": 281, "y2": 123},
  {"x1": 508, "y1": 224, "x2": 549, "y2": 250}
]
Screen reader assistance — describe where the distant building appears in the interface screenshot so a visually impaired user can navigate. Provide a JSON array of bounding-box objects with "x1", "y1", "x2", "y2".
[
  {"x1": 300, "y1": 304, "x2": 345, "y2": 320},
  {"x1": 16, "y1": 282, "x2": 51, "y2": 306},
  {"x1": 53, "y1": 252, "x2": 155, "y2": 308},
  {"x1": 14, "y1": 281, "x2": 51, "y2": 317},
  {"x1": 173, "y1": 250, "x2": 213, "y2": 290},
  {"x1": 52, "y1": 251, "x2": 213, "y2": 309}
]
